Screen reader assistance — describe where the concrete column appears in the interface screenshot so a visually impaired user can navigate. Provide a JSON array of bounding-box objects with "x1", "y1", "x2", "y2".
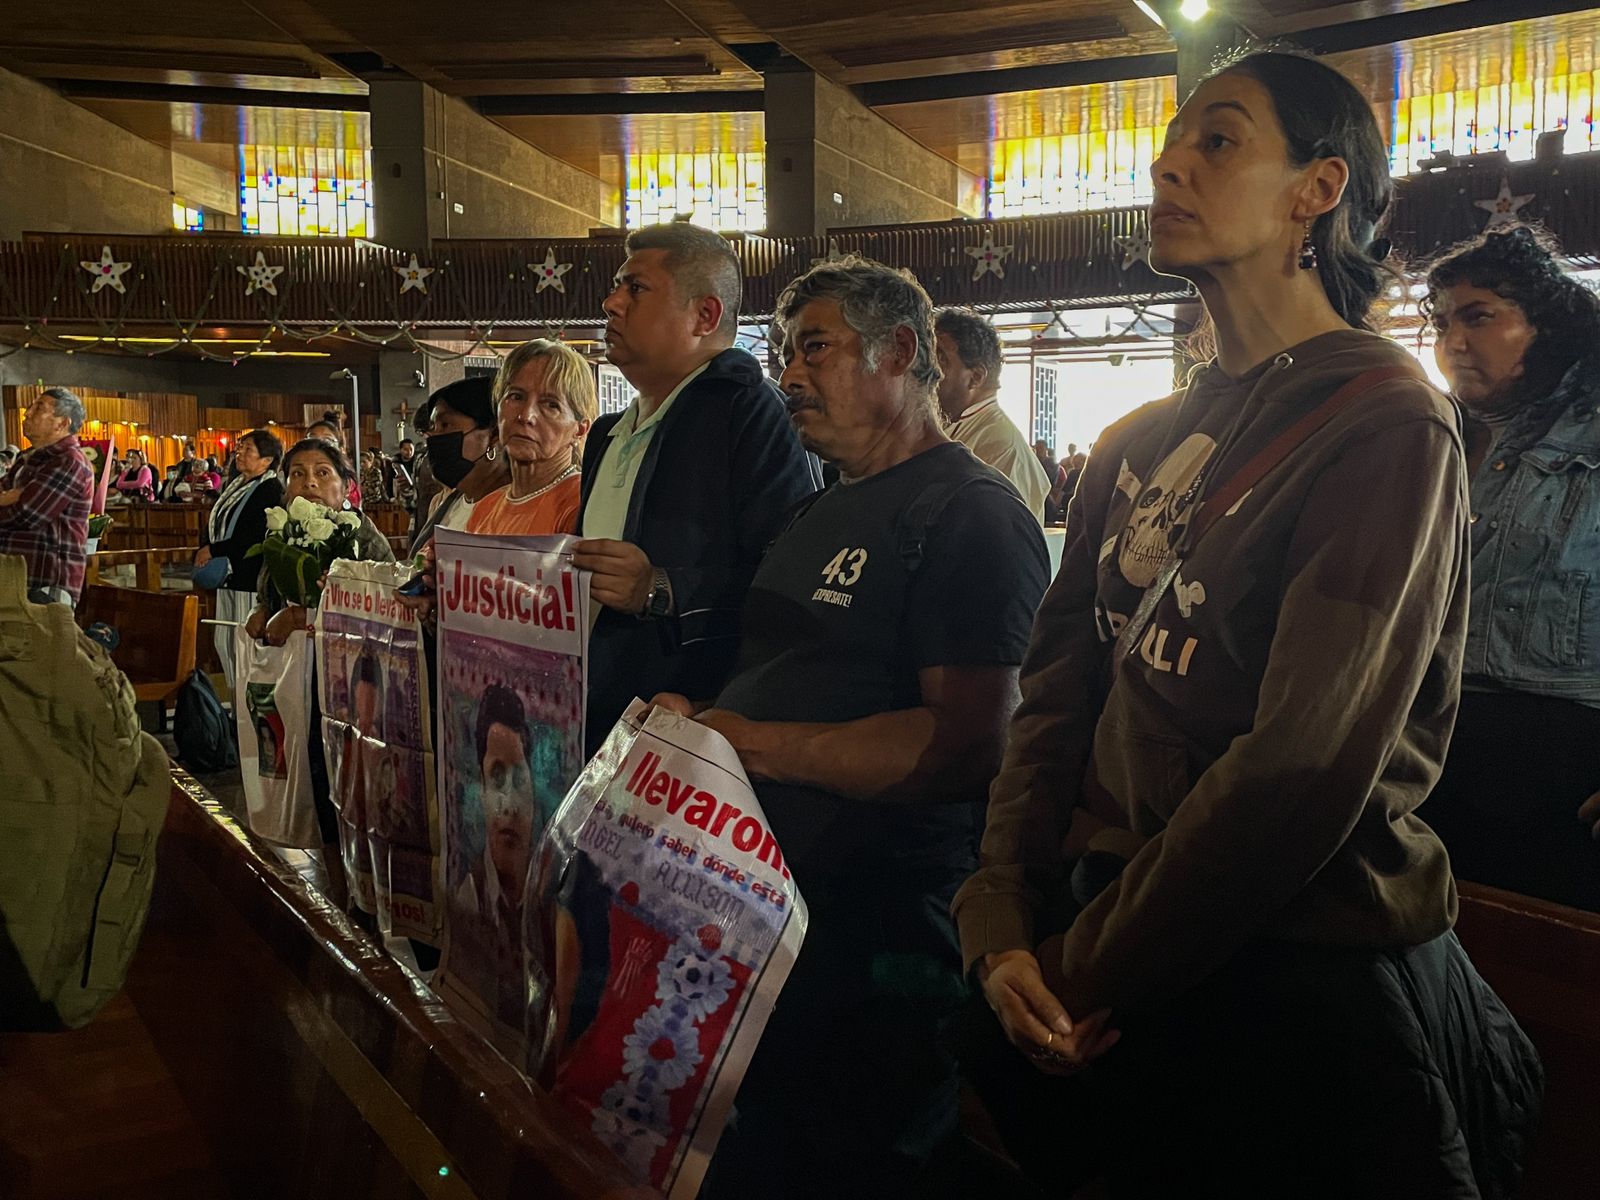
[
  {"x1": 764, "y1": 66, "x2": 981, "y2": 237},
  {"x1": 371, "y1": 348, "x2": 472, "y2": 450},
  {"x1": 369, "y1": 80, "x2": 617, "y2": 250},
  {"x1": 369, "y1": 80, "x2": 444, "y2": 251}
]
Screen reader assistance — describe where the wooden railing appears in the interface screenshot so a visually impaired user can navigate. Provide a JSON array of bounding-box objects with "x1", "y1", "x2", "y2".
[
  {"x1": 3, "y1": 150, "x2": 1592, "y2": 333},
  {"x1": 0, "y1": 777, "x2": 649, "y2": 1198}
]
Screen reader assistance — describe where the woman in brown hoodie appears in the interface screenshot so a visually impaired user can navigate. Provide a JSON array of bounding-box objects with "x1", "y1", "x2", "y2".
[{"x1": 954, "y1": 51, "x2": 1542, "y2": 1198}]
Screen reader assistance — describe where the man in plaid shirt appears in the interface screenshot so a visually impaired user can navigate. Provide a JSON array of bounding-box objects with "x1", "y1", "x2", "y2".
[{"x1": 0, "y1": 388, "x2": 94, "y2": 605}]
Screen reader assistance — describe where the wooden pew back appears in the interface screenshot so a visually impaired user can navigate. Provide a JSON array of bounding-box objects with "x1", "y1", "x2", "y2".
[
  {"x1": 76, "y1": 585, "x2": 197, "y2": 703},
  {"x1": 1455, "y1": 883, "x2": 1600, "y2": 1199}
]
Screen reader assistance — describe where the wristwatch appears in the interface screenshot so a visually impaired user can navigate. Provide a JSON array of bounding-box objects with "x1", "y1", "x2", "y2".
[{"x1": 640, "y1": 568, "x2": 673, "y2": 619}]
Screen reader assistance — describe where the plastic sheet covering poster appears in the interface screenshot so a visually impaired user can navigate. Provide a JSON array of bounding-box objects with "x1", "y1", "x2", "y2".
[
  {"x1": 234, "y1": 626, "x2": 319, "y2": 849},
  {"x1": 526, "y1": 702, "x2": 808, "y2": 1198},
  {"x1": 434, "y1": 528, "x2": 589, "y2": 1055},
  {"x1": 79, "y1": 438, "x2": 115, "y2": 514},
  {"x1": 315, "y1": 559, "x2": 437, "y2": 940}
]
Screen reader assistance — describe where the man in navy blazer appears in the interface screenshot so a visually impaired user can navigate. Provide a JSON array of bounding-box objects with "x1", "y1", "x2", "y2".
[{"x1": 573, "y1": 224, "x2": 820, "y2": 752}]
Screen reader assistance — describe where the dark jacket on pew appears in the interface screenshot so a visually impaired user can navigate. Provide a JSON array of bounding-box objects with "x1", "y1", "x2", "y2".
[{"x1": 576, "y1": 347, "x2": 820, "y2": 754}]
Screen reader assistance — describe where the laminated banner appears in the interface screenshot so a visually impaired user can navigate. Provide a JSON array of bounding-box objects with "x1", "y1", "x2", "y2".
[
  {"x1": 434, "y1": 529, "x2": 589, "y2": 1056},
  {"x1": 315, "y1": 560, "x2": 438, "y2": 941},
  {"x1": 526, "y1": 703, "x2": 808, "y2": 1199},
  {"x1": 80, "y1": 438, "x2": 115, "y2": 514},
  {"x1": 234, "y1": 626, "x2": 319, "y2": 849}
]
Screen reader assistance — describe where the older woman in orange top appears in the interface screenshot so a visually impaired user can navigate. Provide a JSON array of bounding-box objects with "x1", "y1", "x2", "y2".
[{"x1": 465, "y1": 338, "x2": 595, "y2": 537}]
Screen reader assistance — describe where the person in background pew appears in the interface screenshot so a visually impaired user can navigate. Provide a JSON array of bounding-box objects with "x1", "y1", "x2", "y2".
[
  {"x1": 113, "y1": 448, "x2": 155, "y2": 502},
  {"x1": 0, "y1": 444, "x2": 20, "y2": 484},
  {"x1": 190, "y1": 456, "x2": 224, "y2": 498},
  {"x1": 359, "y1": 447, "x2": 388, "y2": 505},
  {"x1": 0, "y1": 387, "x2": 93, "y2": 606},
  {"x1": 954, "y1": 51, "x2": 1542, "y2": 1198},
  {"x1": 158, "y1": 449, "x2": 197, "y2": 502},
  {"x1": 196, "y1": 428, "x2": 285, "y2": 691},
  {"x1": 1421, "y1": 226, "x2": 1600, "y2": 912}
]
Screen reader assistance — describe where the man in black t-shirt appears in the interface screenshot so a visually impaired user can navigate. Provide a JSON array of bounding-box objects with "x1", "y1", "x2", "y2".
[{"x1": 655, "y1": 258, "x2": 1047, "y2": 1197}]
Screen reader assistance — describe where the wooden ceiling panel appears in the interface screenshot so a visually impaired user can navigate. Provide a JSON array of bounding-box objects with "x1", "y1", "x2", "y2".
[
  {"x1": 1253, "y1": 0, "x2": 1475, "y2": 33},
  {"x1": 722, "y1": 0, "x2": 1168, "y2": 83}
]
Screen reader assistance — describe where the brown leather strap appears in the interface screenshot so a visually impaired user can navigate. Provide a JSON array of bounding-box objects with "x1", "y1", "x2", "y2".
[{"x1": 1185, "y1": 362, "x2": 1424, "y2": 551}]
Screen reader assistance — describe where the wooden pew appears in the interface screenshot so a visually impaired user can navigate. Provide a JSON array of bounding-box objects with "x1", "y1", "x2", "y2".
[
  {"x1": 364, "y1": 503, "x2": 412, "y2": 540},
  {"x1": 1454, "y1": 883, "x2": 1600, "y2": 1199},
  {"x1": 0, "y1": 778, "x2": 648, "y2": 1200},
  {"x1": 75, "y1": 585, "x2": 198, "y2": 705},
  {"x1": 85, "y1": 545, "x2": 199, "y2": 591}
]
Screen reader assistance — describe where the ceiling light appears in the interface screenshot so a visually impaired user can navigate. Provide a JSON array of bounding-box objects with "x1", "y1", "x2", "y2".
[
  {"x1": 1180, "y1": 0, "x2": 1209, "y2": 19},
  {"x1": 57, "y1": 335, "x2": 267, "y2": 346},
  {"x1": 245, "y1": 350, "x2": 330, "y2": 358}
]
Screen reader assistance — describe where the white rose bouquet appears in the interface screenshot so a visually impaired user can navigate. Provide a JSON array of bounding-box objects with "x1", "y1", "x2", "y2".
[{"x1": 247, "y1": 496, "x2": 363, "y2": 607}]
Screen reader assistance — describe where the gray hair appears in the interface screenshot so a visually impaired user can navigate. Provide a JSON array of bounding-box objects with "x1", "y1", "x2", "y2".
[
  {"x1": 776, "y1": 257, "x2": 941, "y2": 391},
  {"x1": 624, "y1": 223, "x2": 742, "y2": 337},
  {"x1": 40, "y1": 387, "x2": 86, "y2": 433}
]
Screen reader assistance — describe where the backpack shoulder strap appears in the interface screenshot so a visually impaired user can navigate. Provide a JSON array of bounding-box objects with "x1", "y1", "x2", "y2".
[{"x1": 897, "y1": 472, "x2": 995, "y2": 572}]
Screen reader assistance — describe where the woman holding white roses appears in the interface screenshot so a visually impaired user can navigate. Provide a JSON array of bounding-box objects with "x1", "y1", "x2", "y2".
[
  {"x1": 245, "y1": 438, "x2": 394, "y2": 911},
  {"x1": 245, "y1": 438, "x2": 393, "y2": 646}
]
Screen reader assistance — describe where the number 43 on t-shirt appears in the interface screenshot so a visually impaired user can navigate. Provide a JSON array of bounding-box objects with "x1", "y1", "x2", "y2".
[{"x1": 821, "y1": 547, "x2": 868, "y2": 587}]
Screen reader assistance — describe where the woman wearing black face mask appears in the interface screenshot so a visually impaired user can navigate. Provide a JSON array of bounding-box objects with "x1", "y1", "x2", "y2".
[
  {"x1": 405, "y1": 377, "x2": 509, "y2": 560},
  {"x1": 392, "y1": 376, "x2": 509, "y2": 972}
]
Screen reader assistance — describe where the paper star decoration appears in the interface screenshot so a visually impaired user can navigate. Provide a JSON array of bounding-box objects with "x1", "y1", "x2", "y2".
[
  {"x1": 530, "y1": 249, "x2": 573, "y2": 293},
  {"x1": 965, "y1": 234, "x2": 1014, "y2": 281},
  {"x1": 237, "y1": 251, "x2": 285, "y2": 296},
  {"x1": 80, "y1": 246, "x2": 133, "y2": 294},
  {"x1": 811, "y1": 237, "x2": 847, "y2": 267},
  {"x1": 1475, "y1": 178, "x2": 1534, "y2": 230},
  {"x1": 395, "y1": 254, "x2": 433, "y2": 294},
  {"x1": 1114, "y1": 229, "x2": 1152, "y2": 271}
]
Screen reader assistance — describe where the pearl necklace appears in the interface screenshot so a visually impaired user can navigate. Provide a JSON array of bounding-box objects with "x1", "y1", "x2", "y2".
[{"x1": 506, "y1": 462, "x2": 579, "y2": 504}]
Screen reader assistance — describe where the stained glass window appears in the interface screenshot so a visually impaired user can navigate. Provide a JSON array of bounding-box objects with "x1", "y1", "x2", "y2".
[
  {"x1": 1388, "y1": 66, "x2": 1600, "y2": 174},
  {"x1": 625, "y1": 151, "x2": 765, "y2": 231},
  {"x1": 988, "y1": 79, "x2": 1177, "y2": 217},
  {"x1": 239, "y1": 144, "x2": 373, "y2": 238},
  {"x1": 171, "y1": 200, "x2": 204, "y2": 232}
]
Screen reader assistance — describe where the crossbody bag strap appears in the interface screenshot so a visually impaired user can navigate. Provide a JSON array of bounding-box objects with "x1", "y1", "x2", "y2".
[
  {"x1": 1113, "y1": 362, "x2": 1424, "y2": 660},
  {"x1": 1184, "y1": 363, "x2": 1421, "y2": 548}
]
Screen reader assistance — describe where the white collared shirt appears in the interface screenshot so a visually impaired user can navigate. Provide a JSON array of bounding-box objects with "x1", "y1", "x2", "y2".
[{"x1": 579, "y1": 362, "x2": 711, "y2": 541}]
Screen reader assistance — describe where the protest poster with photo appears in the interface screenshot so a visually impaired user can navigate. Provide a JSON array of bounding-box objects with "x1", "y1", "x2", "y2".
[
  {"x1": 315, "y1": 559, "x2": 437, "y2": 940},
  {"x1": 433, "y1": 528, "x2": 589, "y2": 1057},
  {"x1": 234, "y1": 627, "x2": 319, "y2": 849},
  {"x1": 524, "y1": 703, "x2": 808, "y2": 1199},
  {"x1": 79, "y1": 438, "x2": 115, "y2": 515}
]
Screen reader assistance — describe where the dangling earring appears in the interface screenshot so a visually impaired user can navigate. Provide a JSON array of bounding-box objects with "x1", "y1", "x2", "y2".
[
  {"x1": 1298, "y1": 221, "x2": 1318, "y2": 271},
  {"x1": 484, "y1": 444, "x2": 498, "y2": 461}
]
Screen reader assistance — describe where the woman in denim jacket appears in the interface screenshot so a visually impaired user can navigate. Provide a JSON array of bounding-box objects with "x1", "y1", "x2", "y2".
[{"x1": 1423, "y1": 225, "x2": 1600, "y2": 910}]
